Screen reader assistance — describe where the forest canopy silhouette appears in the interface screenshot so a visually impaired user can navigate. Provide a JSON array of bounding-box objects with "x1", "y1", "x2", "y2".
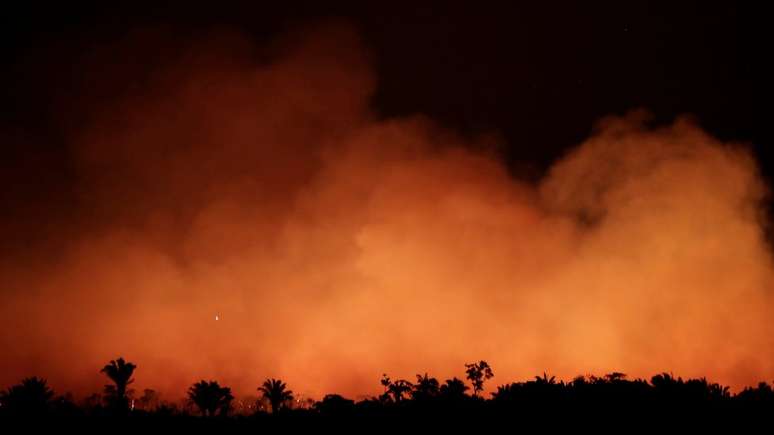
[
  {"x1": 1, "y1": 19, "x2": 773, "y2": 405},
  {"x1": 2, "y1": 357, "x2": 774, "y2": 431}
]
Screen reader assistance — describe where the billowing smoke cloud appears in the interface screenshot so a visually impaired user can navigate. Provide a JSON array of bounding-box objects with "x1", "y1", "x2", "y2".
[{"x1": 2, "y1": 22, "x2": 773, "y2": 400}]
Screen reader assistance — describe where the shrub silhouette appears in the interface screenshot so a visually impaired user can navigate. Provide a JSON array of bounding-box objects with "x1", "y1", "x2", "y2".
[
  {"x1": 439, "y1": 377, "x2": 469, "y2": 399},
  {"x1": 314, "y1": 394, "x2": 355, "y2": 415},
  {"x1": 138, "y1": 388, "x2": 160, "y2": 411},
  {"x1": 412, "y1": 373, "x2": 440, "y2": 401}
]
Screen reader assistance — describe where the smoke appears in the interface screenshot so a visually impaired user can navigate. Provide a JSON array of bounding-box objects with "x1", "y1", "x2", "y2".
[{"x1": 2, "y1": 22, "x2": 773, "y2": 400}]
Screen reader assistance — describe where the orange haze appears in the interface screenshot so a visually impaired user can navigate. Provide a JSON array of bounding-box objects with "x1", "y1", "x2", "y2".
[{"x1": 2, "y1": 22, "x2": 773, "y2": 400}]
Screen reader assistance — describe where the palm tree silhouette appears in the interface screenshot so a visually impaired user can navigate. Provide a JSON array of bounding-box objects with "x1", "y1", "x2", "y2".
[
  {"x1": 0, "y1": 377, "x2": 55, "y2": 415},
  {"x1": 535, "y1": 372, "x2": 556, "y2": 385},
  {"x1": 258, "y1": 378, "x2": 294, "y2": 414},
  {"x1": 187, "y1": 380, "x2": 234, "y2": 417},
  {"x1": 100, "y1": 357, "x2": 136, "y2": 411}
]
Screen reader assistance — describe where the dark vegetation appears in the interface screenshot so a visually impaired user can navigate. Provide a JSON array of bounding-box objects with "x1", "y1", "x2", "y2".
[{"x1": 2, "y1": 358, "x2": 773, "y2": 432}]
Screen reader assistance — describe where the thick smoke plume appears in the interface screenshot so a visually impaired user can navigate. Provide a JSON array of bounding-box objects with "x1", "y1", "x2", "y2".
[{"x1": 2, "y1": 23, "x2": 773, "y2": 399}]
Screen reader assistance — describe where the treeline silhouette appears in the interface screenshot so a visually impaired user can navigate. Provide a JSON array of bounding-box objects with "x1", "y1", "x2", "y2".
[{"x1": 2, "y1": 357, "x2": 773, "y2": 431}]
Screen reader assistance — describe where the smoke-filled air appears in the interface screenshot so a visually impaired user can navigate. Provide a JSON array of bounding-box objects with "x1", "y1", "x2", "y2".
[{"x1": 2, "y1": 22, "x2": 772, "y2": 400}]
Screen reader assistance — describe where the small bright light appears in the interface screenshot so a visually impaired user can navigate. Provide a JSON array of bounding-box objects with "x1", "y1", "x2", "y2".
[{"x1": 215, "y1": 314, "x2": 220, "y2": 321}]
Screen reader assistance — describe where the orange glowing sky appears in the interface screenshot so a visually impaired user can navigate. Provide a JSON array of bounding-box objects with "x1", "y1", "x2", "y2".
[{"x1": 1, "y1": 22, "x2": 773, "y2": 401}]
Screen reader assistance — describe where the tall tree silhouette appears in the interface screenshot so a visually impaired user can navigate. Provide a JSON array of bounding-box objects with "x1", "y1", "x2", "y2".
[
  {"x1": 0, "y1": 377, "x2": 55, "y2": 416},
  {"x1": 100, "y1": 357, "x2": 136, "y2": 411},
  {"x1": 258, "y1": 378, "x2": 294, "y2": 414},
  {"x1": 465, "y1": 360, "x2": 494, "y2": 396},
  {"x1": 187, "y1": 380, "x2": 234, "y2": 417}
]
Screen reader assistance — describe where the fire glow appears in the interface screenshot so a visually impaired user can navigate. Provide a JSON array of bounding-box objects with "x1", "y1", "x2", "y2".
[{"x1": 1, "y1": 22, "x2": 772, "y2": 400}]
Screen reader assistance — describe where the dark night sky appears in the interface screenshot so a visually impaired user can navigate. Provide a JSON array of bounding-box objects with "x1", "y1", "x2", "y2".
[{"x1": 0, "y1": 1, "x2": 770, "y2": 213}]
